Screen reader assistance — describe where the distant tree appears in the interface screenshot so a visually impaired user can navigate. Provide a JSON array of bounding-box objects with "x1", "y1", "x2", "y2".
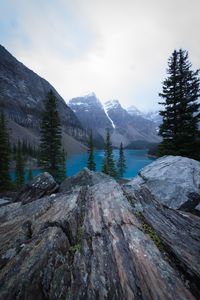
[
  {"x1": 102, "y1": 130, "x2": 117, "y2": 178},
  {"x1": 39, "y1": 90, "x2": 63, "y2": 180},
  {"x1": 12, "y1": 143, "x2": 17, "y2": 160},
  {"x1": 22, "y1": 139, "x2": 27, "y2": 156},
  {"x1": 28, "y1": 168, "x2": 33, "y2": 182},
  {"x1": 16, "y1": 140, "x2": 25, "y2": 188},
  {"x1": 56, "y1": 147, "x2": 67, "y2": 183},
  {"x1": 117, "y1": 142, "x2": 126, "y2": 178},
  {"x1": 159, "y1": 49, "x2": 200, "y2": 159},
  {"x1": 87, "y1": 131, "x2": 96, "y2": 171},
  {"x1": 0, "y1": 112, "x2": 11, "y2": 190}
]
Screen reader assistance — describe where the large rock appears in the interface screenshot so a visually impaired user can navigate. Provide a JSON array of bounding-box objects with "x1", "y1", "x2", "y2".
[
  {"x1": 59, "y1": 167, "x2": 112, "y2": 193},
  {"x1": 0, "y1": 169, "x2": 199, "y2": 299},
  {"x1": 14, "y1": 172, "x2": 59, "y2": 204},
  {"x1": 126, "y1": 155, "x2": 200, "y2": 210},
  {"x1": 123, "y1": 185, "x2": 200, "y2": 298},
  {"x1": 0, "y1": 198, "x2": 11, "y2": 207}
]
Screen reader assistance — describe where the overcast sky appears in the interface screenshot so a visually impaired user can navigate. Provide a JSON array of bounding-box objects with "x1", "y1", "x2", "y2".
[{"x1": 0, "y1": 0, "x2": 200, "y2": 111}]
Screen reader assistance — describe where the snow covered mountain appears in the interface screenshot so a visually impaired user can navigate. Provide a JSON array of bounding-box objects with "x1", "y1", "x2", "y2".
[
  {"x1": 69, "y1": 95, "x2": 160, "y2": 148},
  {"x1": 105, "y1": 100, "x2": 161, "y2": 146},
  {"x1": 127, "y1": 106, "x2": 162, "y2": 126},
  {"x1": 144, "y1": 111, "x2": 162, "y2": 126},
  {"x1": 68, "y1": 93, "x2": 113, "y2": 147},
  {"x1": 126, "y1": 105, "x2": 144, "y2": 117}
]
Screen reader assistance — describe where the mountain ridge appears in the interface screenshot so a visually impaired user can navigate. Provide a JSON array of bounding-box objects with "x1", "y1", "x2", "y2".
[
  {"x1": 0, "y1": 44, "x2": 87, "y2": 154},
  {"x1": 69, "y1": 94, "x2": 161, "y2": 148}
]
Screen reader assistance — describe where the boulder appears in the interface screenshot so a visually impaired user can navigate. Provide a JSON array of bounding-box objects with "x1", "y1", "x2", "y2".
[
  {"x1": 0, "y1": 169, "x2": 199, "y2": 299},
  {"x1": 123, "y1": 185, "x2": 200, "y2": 298},
  {"x1": 127, "y1": 155, "x2": 200, "y2": 210},
  {"x1": 14, "y1": 172, "x2": 59, "y2": 204},
  {"x1": 59, "y1": 167, "x2": 112, "y2": 192},
  {"x1": 0, "y1": 198, "x2": 11, "y2": 207}
]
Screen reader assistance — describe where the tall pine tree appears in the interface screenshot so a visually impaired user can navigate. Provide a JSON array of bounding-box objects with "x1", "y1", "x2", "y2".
[
  {"x1": 56, "y1": 147, "x2": 67, "y2": 183},
  {"x1": 16, "y1": 140, "x2": 25, "y2": 188},
  {"x1": 117, "y1": 142, "x2": 126, "y2": 178},
  {"x1": 87, "y1": 131, "x2": 96, "y2": 171},
  {"x1": 102, "y1": 130, "x2": 117, "y2": 178},
  {"x1": 159, "y1": 49, "x2": 200, "y2": 159},
  {"x1": 0, "y1": 112, "x2": 11, "y2": 190},
  {"x1": 28, "y1": 168, "x2": 33, "y2": 182},
  {"x1": 39, "y1": 90, "x2": 64, "y2": 180}
]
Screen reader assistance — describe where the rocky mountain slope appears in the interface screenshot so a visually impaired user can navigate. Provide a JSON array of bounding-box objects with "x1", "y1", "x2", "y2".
[
  {"x1": 105, "y1": 100, "x2": 161, "y2": 146},
  {"x1": 0, "y1": 155, "x2": 199, "y2": 299},
  {"x1": 127, "y1": 105, "x2": 162, "y2": 127},
  {"x1": 0, "y1": 45, "x2": 87, "y2": 154},
  {"x1": 69, "y1": 95, "x2": 160, "y2": 148},
  {"x1": 68, "y1": 93, "x2": 113, "y2": 147}
]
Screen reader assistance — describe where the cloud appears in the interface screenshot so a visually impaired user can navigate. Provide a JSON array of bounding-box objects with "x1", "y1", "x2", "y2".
[{"x1": 0, "y1": 0, "x2": 200, "y2": 111}]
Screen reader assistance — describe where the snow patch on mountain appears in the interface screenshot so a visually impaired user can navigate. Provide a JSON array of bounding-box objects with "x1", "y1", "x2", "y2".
[
  {"x1": 127, "y1": 105, "x2": 143, "y2": 117},
  {"x1": 103, "y1": 104, "x2": 116, "y2": 129},
  {"x1": 105, "y1": 100, "x2": 121, "y2": 110}
]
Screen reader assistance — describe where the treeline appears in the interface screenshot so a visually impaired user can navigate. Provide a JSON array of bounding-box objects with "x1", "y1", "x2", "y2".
[
  {"x1": 0, "y1": 118, "x2": 36, "y2": 191},
  {"x1": 0, "y1": 90, "x2": 67, "y2": 191},
  {"x1": 87, "y1": 130, "x2": 126, "y2": 179},
  {"x1": 12, "y1": 140, "x2": 38, "y2": 159}
]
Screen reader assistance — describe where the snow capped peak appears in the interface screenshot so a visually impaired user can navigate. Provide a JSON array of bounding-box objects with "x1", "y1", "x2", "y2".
[
  {"x1": 68, "y1": 93, "x2": 103, "y2": 108},
  {"x1": 126, "y1": 105, "x2": 142, "y2": 116},
  {"x1": 82, "y1": 92, "x2": 96, "y2": 98},
  {"x1": 105, "y1": 99, "x2": 121, "y2": 110}
]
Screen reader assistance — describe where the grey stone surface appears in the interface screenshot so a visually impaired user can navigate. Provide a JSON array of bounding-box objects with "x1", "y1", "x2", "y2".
[
  {"x1": 59, "y1": 167, "x2": 112, "y2": 193},
  {"x1": 126, "y1": 155, "x2": 200, "y2": 210},
  {"x1": 0, "y1": 169, "x2": 199, "y2": 299},
  {"x1": 0, "y1": 198, "x2": 11, "y2": 207},
  {"x1": 14, "y1": 172, "x2": 59, "y2": 204}
]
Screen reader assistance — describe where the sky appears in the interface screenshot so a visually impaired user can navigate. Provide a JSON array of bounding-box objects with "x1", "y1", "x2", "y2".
[{"x1": 0, "y1": 0, "x2": 200, "y2": 111}]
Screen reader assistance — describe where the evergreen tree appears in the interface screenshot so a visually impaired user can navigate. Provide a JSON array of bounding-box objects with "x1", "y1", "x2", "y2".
[
  {"x1": 159, "y1": 49, "x2": 200, "y2": 159},
  {"x1": 56, "y1": 147, "x2": 66, "y2": 183},
  {"x1": 0, "y1": 112, "x2": 11, "y2": 190},
  {"x1": 117, "y1": 142, "x2": 126, "y2": 178},
  {"x1": 87, "y1": 131, "x2": 96, "y2": 171},
  {"x1": 39, "y1": 90, "x2": 63, "y2": 180},
  {"x1": 102, "y1": 130, "x2": 117, "y2": 178},
  {"x1": 28, "y1": 168, "x2": 33, "y2": 182},
  {"x1": 12, "y1": 143, "x2": 17, "y2": 160},
  {"x1": 16, "y1": 140, "x2": 25, "y2": 188}
]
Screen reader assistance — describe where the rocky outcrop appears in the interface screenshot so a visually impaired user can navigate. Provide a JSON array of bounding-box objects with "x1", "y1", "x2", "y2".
[
  {"x1": 0, "y1": 160, "x2": 199, "y2": 299},
  {"x1": 14, "y1": 172, "x2": 59, "y2": 204},
  {"x1": 125, "y1": 155, "x2": 200, "y2": 210},
  {"x1": 69, "y1": 95, "x2": 160, "y2": 148},
  {"x1": 105, "y1": 99, "x2": 160, "y2": 146},
  {"x1": 68, "y1": 93, "x2": 112, "y2": 148},
  {"x1": 59, "y1": 167, "x2": 112, "y2": 192},
  {"x1": 0, "y1": 198, "x2": 11, "y2": 207},
  {"x1": 123, "y1": 186, "x2": 200, "y2": 297}
]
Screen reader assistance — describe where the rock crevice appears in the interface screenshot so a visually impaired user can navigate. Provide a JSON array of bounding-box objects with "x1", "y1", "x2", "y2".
[{"x1": 0, "y1": 159, "x2": 200, "y2": 299}]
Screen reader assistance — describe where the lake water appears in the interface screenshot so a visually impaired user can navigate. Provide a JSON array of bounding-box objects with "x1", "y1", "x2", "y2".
[
  {"x1": 67, "y1": 149, "x2": 154, "y2": 178},
  {"x1": 11, "y1": 150, "x2": 155, "y2": 181}
]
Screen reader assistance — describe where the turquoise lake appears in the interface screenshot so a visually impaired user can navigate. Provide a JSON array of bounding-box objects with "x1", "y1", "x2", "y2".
[{"x1": 11, "y1": 150, "x2": 155, "y2": 181}]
